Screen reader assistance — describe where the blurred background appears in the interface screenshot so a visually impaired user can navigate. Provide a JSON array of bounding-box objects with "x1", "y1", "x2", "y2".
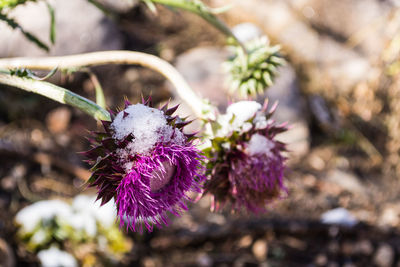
[{"x1": 0, "y1": 0, "x2": 400, "y2": 266}]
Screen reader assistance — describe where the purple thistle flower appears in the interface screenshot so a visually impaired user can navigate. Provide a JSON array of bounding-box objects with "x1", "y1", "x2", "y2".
[
  {"x1": 203, "y1": 100, "x2": 288, "y2": 213},
  {"x1": 83, "y1": 98, "x2": 205, "y2": 232}
]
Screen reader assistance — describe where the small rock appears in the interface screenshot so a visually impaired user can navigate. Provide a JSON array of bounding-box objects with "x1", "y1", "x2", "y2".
[
  {"x1": 379, "y1": 204, "x2": 400, "y2": 227},
  {"x1": 374, "y1": 244, "x2": 394, "y2": 267},
  {"x1": 320, "y1": 38, "x2": 371, "y2": 91},
  {"x1": 0, "y1": 238, "x2": 15, "y2": 267},
  {"x1": 321, "y1": 208, "x2": 358, "y2": 227},
  {"x1": 237, "y1": 235, "x2": 253, "y2": 248},
  {"x1": 252, "y1": 239, "x2": 268, "y2": 261},
  {"x1": 326, "y1": 169, "x2": 365, "y2": 195},
  {"x1": 309, "y1": 154, "x2": 326, "y2": 170},
  {"x1": 197, "y1": 253, "x2": 213, "y2": 267},
  {"x1": 142, "y1": 257, "x2": 157, "y2": 267},
  {"x1": 1, "y1": 176, "x2": 16, "y2": 191},
  {"x1": 0, "y1": 0, "x2": 122, "y2": 57},
  {"x1": 46, "y1": 107, "x2": 71, "y2": 134},
  {"x1": 355, "y1": 240, "x2": 373, "y2": 255},
  {"x1": 341, "y1": 241, "x2": 355, "y2": 255},
  {"x1": 282, "y1": 236, "x2": 306, "y2": 250},
  {"x1": 314, "y1": 253, "x2": 328, "y2": 266},
  {"x1": 206, "y1": 213, "x2": 226, "y2": 225},
  {"x1": 303, "y1": 174, "x2": 317, "y2": 187},
  {"x1": 174, "y1": 46, "x2": 230, "y2": 110}
]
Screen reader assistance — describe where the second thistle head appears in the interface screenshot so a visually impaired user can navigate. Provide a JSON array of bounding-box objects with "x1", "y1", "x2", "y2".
[{"x1": 202, "y1": 100, "x2": 288, "y2": 213}]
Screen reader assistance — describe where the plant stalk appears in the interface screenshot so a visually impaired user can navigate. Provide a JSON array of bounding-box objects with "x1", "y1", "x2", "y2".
[
  {"x1": 0, "y1": 72, "x2": 111, "y2": 121},
  {"x1": 148, "y1": 0, "x2": 246, "y2": 51},
  {"x1": 0, "y1": 50, "x2": 207, "y2": 117}
]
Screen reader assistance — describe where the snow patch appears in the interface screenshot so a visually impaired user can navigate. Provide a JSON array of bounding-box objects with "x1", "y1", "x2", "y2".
[
  {"x1": 216, "y1": 101, "x2": 263, "y2": 136},
  {"x1": 15, "y1": 200, "x2": 72, "y2": 233},
  {"x1": 111, "y1": 104, "x2": 185, "y2": 156},
  {"x1": 321, "y1": 208, "x2": 358, "y2": 227},
  {"x1": 16, "y1": 195, "x2": 118, "y2": 237},
  {"x1": 226, "y1": 101, "x2": 262, "y2": 128},
  {"x1": 38, "y1": 247, "x2": 78, "y2": 267},
  {"x1": 253, "y1": 114, "x2": 269, "y2": 129},
  {"x1": 247, "y1": 133, "x2": 274, "y2": 156}
]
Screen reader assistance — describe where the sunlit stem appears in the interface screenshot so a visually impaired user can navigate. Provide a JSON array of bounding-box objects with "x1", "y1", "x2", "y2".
[
  {"x1": 0, "y1": 50, "x2": 207, "y2": 117},
  {"x1": 0, "y1": 72, "x2": 111, "y2": 121}
]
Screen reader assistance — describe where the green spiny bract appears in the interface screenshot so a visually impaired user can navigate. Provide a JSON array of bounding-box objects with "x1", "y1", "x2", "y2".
[{"x1": 224, "y1": 36, "x2": 285, "y2": 98}]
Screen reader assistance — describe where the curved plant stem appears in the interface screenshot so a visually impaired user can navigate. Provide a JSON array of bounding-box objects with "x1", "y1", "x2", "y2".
[
  {"x1": 0, "y1": 72, "x2": 111, "y2": 121},
  {"x1": 83, "y1": 69, "x2": 107, "y2": 109},
  {"x1": 148, "y1": 0, "x2": 246, "y2": 51},
  {"x1": 0, "y1": 50, "x2": 207, "y2": 117}
]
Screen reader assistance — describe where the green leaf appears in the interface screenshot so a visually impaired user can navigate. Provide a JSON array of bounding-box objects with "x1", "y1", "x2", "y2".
[
  {"x1": 87, "y1": 0, "x2": 115, "y2": 18},
  {"x1": 9, "y1": 67, "x2": 58, "y2": 80},
  {"x1": 46, "y1": 2, "x2": 55, "y2": 44},
  {"x1": 263, "y1": 72, "x2": 273, "y2": 86},
  {"x1": 39, "y1": 66, "x2": 58, "y2": 80},
  {"x1": 0, "y1": 12, "x2": 49, "y2": 51},
  {"x1": 0, "y1": 0, "x2": 35, "y2": 10}
]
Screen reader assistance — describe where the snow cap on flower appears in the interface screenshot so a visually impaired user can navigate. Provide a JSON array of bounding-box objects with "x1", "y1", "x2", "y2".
[
  {"x1": 203, "y1": 99, "x2": 288, "y2": 213},
  {"x1": 83, "y1": 98, "x2": 205, "y2": 232}
]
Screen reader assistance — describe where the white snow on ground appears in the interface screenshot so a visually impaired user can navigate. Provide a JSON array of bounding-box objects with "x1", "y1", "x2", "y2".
[
  {"x1": 15, "y1": 200, "x2": 72, "y2": 233},
  {"x1": 16, "y1": 195, "x2": 118, "y2": 236},
  {"x1": 321, "y1": 208, "x2": 358, "y2": 227},
  {"x1": 38, "y1": 247, "x2": 78, "y2": 267}
]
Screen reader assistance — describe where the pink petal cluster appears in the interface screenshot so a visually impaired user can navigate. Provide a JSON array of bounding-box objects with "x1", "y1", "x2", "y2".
[
  {"x1": 203, "y1": 100, "x2": 288, "y2": 213},
  {"x1": 84, "y1": 99, "x2": 205, "y2": 232}
]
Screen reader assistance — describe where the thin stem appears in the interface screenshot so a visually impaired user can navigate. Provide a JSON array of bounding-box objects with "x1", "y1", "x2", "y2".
[
  {"x1": 84, "y1": 69, "x2": 107, "y2": 109},
  {"x1": 87, "y1": 0, "x2": 117, "y2": 19},
  {"x1": 0, "y1": 50, "x2": 206, "y2": 117},
  {"x1": 0, "y1": 72, "x2": 111, "y2": 121},
  {"x1": 148, "y1": 0, "x2": 246, "y2": 51}
]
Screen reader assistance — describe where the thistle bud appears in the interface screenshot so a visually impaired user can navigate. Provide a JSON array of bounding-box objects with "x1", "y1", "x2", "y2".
[
  {"x1": 84, "y1": 99, "x2": 205, "y2": 232},
  {"x1": 224, "y1": 37, "x2": 285, "y2": 97}
]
